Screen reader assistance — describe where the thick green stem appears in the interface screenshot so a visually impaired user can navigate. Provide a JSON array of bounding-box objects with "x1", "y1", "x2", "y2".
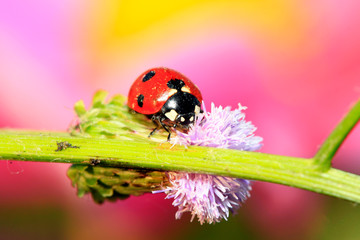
[
  {"x1": 313, "y1": 99, "x2": 360, "y2": 171},
  {"x1": 1, "y1": 129, "x2": 360, "y2": 203},
  {"x1": 1, "y1": 93, "x2": 360, "y2": 204}
]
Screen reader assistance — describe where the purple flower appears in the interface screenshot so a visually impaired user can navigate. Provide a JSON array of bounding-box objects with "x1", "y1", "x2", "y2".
[
  {"x1": 154, "y1": 103, "x2": 263, "y2": 224},
  {"x1": 173, "y1": 103, "x2": 263, "y2": 151},
  {"x1": 157, "y1": 172, "x2": 252, "y2": 224}
]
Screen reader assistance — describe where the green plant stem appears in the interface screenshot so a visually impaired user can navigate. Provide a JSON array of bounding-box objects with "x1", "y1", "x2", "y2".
[
  {"x1": 313, "y1": 99, "x2": 360, "y2": 171},
  {"x1": 1, "y1": 129, "x2": 360, "y2": 203}
]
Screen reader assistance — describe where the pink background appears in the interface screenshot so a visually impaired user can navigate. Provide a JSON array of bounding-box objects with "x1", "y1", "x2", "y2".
[{"x1": 0, "y1": 0, "x2": 360, "y2": 239}]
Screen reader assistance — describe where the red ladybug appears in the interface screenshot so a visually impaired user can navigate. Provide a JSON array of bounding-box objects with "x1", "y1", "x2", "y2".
[{"x1": 128, "y1": 67, "x2": 203, "y2": 140}]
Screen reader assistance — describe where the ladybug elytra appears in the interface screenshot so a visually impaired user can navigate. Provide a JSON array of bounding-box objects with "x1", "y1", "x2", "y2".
[{"x1": 128, "y1": 67, "x2": 203, "y2": 140}]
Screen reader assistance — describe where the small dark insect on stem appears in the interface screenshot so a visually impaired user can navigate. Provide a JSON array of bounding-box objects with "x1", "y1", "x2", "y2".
[
  {"x1": 55, "y1": 141, "x2": 80, "y2": 152},
  {"x1": 90, "y1": 158, "x2": 101, "y2": 166}
]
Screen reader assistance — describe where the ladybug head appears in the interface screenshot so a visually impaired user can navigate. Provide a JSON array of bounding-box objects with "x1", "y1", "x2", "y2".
[{"x1": 161, "y1": 91, "x2": 201, "y2": 129}]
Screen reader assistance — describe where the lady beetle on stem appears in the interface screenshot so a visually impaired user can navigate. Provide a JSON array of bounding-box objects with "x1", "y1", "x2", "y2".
[{"x1": 128, "y1": 67, "x2": 203, "y2": 140}]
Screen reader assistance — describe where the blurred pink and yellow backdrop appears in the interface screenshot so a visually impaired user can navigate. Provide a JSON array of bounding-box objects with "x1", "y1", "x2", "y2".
[{"x1": 0, "y1": 0, "x2": 360, "y2": 239}]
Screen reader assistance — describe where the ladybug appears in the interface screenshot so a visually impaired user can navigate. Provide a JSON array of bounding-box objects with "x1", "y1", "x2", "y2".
[{"x1": 128, "y1": 67, "x2": 203, "y2": 140}]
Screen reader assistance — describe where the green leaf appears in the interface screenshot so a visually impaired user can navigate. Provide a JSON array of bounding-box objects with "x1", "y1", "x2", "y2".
[
  {"x1": 73, "y1": 100, "x2": 86, "y2": 117},
  {"x1": 92, "y1": 90, "x2": 109, "y2": 106},
  {"x1": 109, "y1": 94, "x2": 127, "y2": 106}
]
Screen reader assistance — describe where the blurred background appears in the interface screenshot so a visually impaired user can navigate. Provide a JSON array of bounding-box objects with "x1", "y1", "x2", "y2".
[{"x1": 0, "y1": 0, "x2": 360, "y2": 239}]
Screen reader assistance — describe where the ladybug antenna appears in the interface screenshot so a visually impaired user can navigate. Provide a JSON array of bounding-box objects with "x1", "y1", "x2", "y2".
[{"x1": 167, "y1": 79, "x2": 185, "y2": 91}]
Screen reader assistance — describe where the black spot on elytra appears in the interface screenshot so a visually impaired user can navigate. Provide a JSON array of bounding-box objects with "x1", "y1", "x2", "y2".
[
  {"x1": 142, "y1": 70, "x2": 155, "y2": 82},
  {"x1": 137, "y1": 94, "x2": 144, "y2": 107},
  {"x1": 167, "y1": 79, "x2": 185, "y2": 91}
]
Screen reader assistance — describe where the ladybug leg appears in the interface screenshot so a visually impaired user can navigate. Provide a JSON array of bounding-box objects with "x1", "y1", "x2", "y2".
[
  {"x1": 149, "y1": 127, "x2": 158, "y2": 138},
  {"x1": 158, "y1": 117, "x2": 171, "y2": 141},
  {"x1": 149, "y1": 115, "x2": 160, "y2": 138},
  {"x1": 149, "y1": 115, "x2": 172, "y2": 141}
]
